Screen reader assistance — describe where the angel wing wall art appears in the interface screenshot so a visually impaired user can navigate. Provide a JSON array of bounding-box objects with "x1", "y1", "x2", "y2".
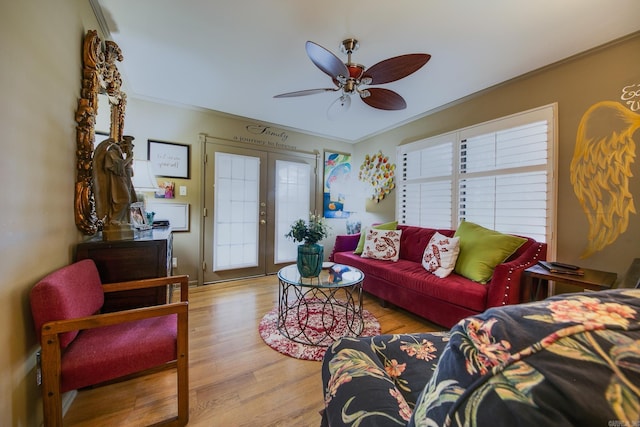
[{"x1": 570, "y1": 100, "x2": 640, "y2": 258}]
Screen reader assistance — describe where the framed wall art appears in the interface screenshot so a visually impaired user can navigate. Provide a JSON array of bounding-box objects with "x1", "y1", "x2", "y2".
[
  {"x1": 323, "y1": 150, "x2": 352, "y2": 218},
  {"x1": 155, "y1": 181, "x2": 176, "y2": 199},
  {"x1": 146, "y1": 202, "x2": 190, "y2": 232},
  {"x1": 148, "y1": 140, "x2": 190, "y2": 179}
]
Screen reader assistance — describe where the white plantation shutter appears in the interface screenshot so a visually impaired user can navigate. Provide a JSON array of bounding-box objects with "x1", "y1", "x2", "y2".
[
  {"x1": 400, "y1": 181, "x2": 454, "y2": 228},
  {"x1": 398, "y1": 134, "x2": 454, "y2": 228},
  {"x1": 459, "y1": 120, "x2": 550, "y2": 242},
  {"x1": 398, "y1": 104, "x2": 556, "y2": 246}
]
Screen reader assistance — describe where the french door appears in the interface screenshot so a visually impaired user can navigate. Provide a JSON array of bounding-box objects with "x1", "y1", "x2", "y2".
[{"x1": 202, "y1": 139, "x2": 318, "y2": 283}]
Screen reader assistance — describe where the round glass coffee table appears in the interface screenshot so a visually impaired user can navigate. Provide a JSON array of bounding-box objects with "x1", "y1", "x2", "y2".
[{"x1": 277, "y1": 263, "x2": 365, "y2": 346}]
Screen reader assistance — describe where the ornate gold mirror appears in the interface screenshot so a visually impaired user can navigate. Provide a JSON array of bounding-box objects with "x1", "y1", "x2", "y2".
[{"x1": 75, "y1": 30, "x2": 127, "y2": 235}]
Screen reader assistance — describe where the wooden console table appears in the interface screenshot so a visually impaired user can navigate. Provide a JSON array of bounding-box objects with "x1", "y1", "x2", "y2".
[
  {"x1": 522, "y1": 263, "x2": 617, "y2": 302},
  {"x1": 75, "y1": 227, "x2": 173, "y2": 312}
]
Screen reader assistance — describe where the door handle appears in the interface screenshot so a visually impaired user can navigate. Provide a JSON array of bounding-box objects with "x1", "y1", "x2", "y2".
[{"x1": 260, "y1": 219, "x2": 266, "y2": 225}]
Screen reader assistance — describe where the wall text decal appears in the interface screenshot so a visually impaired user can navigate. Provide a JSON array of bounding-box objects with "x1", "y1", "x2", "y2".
[
  {"x1": 232, "y1": 123, "x2": 297, "y2": 151},
  {"x1": 621, "y1": 84, "x2": 640, "y2": 112}
]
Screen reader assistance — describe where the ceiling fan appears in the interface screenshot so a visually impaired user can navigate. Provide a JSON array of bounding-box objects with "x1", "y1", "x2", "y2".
[{"x1": 274, "y1": 38, "x2": 431, "y2": 118}]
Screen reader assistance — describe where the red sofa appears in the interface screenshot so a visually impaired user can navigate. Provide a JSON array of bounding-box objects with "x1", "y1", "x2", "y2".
[{"x1": 329, "y1": 225, "x2": 547, "y2": 328}]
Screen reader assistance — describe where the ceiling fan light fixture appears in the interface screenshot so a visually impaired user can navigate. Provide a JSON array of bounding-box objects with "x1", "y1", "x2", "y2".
[
  {"x1": 333, "y1": 75, "x2": 347, "y2": 86},
  {"x1": 327, "y1": 93, "x2": 351, "y2": 121}
]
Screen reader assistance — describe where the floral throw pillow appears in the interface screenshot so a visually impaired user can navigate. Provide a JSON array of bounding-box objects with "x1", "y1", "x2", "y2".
[
  {"x1": 422, "y1": 232, "x2": 460, "y2": 278},
  {"x1": 361, "y1": 229, "x2": 402, "y2": 262}
]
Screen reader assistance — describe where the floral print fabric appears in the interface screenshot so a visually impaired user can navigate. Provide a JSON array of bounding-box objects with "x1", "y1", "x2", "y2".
[
  {"x1": 421, "y1": 232, "x2": 460, "y2": 278},
  {"x1": 321, "y1": 289, "x2": 640, "y2": 427},
  {"x1": 321, "y1": 332, "x2": 450, "y2": 426},
  {"x1": 361, "y1": 229, "x2": 402, "y2": 262}
]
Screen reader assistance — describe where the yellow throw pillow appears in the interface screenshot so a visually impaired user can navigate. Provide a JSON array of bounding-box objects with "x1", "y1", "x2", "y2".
[
  {"x1": 453, "y1": 221, "x2": 526, "y2": 283},
  {"x1": 354, "y1": 220, "x2": 398, "y2": 254}
]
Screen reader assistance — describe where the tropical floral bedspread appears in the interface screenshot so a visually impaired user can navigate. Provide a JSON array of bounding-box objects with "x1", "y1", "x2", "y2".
[{"x1": 321, "y1": 289, "x2": 640, "y2": 427}]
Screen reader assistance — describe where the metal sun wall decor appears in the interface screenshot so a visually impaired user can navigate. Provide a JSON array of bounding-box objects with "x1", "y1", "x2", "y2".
[
  {"x1": 358, "y1": 150, "x2": 396, "y2": 203},
  {"x1": 570, "y1": 84, "x2": 640, "y2": 258}
]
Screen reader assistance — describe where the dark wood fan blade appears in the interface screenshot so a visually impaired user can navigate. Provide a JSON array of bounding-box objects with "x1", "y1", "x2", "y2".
[
  {"x1": 274, "y1": 88, "x2": 338, "y2": 98},
  {"x1": 363, "y1": 54, "x2": 431, "y2": 85},
  {"x1": 305, "y1": 41, "x2": 349, "y2": 79},
  {"x1": 361, "y1": 88, "x2": 407, "y2": 110}
]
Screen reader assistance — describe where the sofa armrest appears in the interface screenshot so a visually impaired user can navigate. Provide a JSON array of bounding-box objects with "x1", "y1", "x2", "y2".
[
  {"x1": 329, "y1": 233, "x2": 361, "y2": 261},
  {"x1": 486, "y1": 240, "x2": 547, "y2": 308}
]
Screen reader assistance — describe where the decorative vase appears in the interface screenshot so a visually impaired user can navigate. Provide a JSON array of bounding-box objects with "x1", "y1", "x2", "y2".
[
  {"x1": 145, "y1": 211, "x2": 155, "y2": 225},
  {"x1": 297, "y1": 243, "x2": 324, "y2": 278}
]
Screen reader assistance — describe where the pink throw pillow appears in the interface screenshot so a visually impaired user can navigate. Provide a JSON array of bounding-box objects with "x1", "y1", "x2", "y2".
[
  {"x1": 361, "y1": 229, "x2": 402, "y2": 262},
  {"x1": 422, "y1": 232, "x2": 460, "y2": 278}
]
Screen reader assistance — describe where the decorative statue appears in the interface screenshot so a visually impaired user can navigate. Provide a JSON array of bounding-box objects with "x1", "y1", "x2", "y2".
[{"x1": 93, "y1": 135, "x2": 137, "y2": 240}]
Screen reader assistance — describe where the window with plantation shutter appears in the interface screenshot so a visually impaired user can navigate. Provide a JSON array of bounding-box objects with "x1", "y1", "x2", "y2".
[
  {"x1": 399, "y1": 134, "x2": 454, "y2": 229},
  {"x1": 397, "y1": 104, "x2": 556, "y2": 250}
]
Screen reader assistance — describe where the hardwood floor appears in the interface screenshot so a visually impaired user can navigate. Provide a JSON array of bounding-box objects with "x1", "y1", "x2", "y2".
[{"x1": 63, "y1": 275, "x2": 444, "y2": 426}]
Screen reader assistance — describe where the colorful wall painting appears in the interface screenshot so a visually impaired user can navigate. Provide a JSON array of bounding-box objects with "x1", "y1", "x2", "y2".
[
  {"x1": 570, "y1": 85, "x2": 640, "y2": 258},
  {"x1": 154, "y1": 181, "x2": 175, "y2": 199},
  {"x1": 323, "y1": 151, "x2": 352, "y2": 218},
  {"x1": 358, "y1": 150, "x2": 396, "y2": 203}
]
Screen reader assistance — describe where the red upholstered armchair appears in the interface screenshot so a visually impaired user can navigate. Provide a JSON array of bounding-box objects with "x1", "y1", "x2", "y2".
[{"x1": 30, "y1": 259, "x2": 189, "y2": 427}]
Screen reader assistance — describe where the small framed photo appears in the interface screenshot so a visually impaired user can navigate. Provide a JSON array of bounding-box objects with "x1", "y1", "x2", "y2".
[
  {"x1": 148, "y1": 140, "x2": 190, "y2": 179},
  {"x1": 130, "y1": 202, "x2": 151, "y2": 230},
  {"x1": 155, "y1": 181, "x2": 176, "y2": 199}
]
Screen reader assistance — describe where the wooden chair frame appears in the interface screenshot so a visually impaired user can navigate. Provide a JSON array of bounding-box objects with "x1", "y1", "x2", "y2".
[{"x1": 39, "y1": 275, "x2": 189, "y2": 427}]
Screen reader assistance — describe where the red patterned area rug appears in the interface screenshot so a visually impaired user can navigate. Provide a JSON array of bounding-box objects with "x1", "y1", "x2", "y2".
[{"x1": 259, "y1": 299, "x2": 380, "y2": 361}]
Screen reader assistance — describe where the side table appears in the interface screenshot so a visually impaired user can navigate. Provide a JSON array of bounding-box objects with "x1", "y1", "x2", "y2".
[
  {"x1": 277, "y1": 264, "x2": 364, "y2": 346},
  {"x1": 522, "y1": 263, "x2": 617, "y2": 301}
]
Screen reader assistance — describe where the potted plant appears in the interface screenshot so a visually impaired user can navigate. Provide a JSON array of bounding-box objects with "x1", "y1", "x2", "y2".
[{"x1": 286, "y1": 214, "x2": 329, "y2": 277}]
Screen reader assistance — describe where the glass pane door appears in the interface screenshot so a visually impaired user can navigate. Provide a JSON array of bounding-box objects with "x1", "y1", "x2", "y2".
[
  {"x1": 213, "y1": 152, "x2": 260, "y2": 271},
  {"x1": 202, "y1": 140, "x2": 318, "y2": 283},
  {"x1": 265, "y1": 152, "x2": 318, "y2": 275},
  {"x1": 203, "y1": 143, "x2": 267, "y2": 282},
  {"x1": 274, "y1": 159, "x2": 311, "y2": 265}
]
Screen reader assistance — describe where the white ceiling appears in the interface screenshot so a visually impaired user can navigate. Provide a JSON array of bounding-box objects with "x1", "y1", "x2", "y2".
[{"x1": 94, "y1": 0, "x2": 640, "y2": 143}]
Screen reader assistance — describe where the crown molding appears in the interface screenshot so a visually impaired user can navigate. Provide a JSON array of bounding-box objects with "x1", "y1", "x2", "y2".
[{"x1": 88, "y1": 0, "x2": 112, "y2": 39}]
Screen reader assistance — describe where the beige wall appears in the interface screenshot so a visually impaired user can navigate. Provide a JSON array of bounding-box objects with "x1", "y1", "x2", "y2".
[
  {"x1": 121, "y1": 98, "x2": 353, "y2": 282},
  {"x1": 357, "y1": 32, "x2": 640, "y2": 282},
  {"x1": 0, "y1": 3, "x2": 352, "y2": 422},
  {"x1": 2, "y1": 1, "x2": 637, "y2": 425},
  {"x1": 0, "y1": 1, "x2": 100, "y2": 425}
]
